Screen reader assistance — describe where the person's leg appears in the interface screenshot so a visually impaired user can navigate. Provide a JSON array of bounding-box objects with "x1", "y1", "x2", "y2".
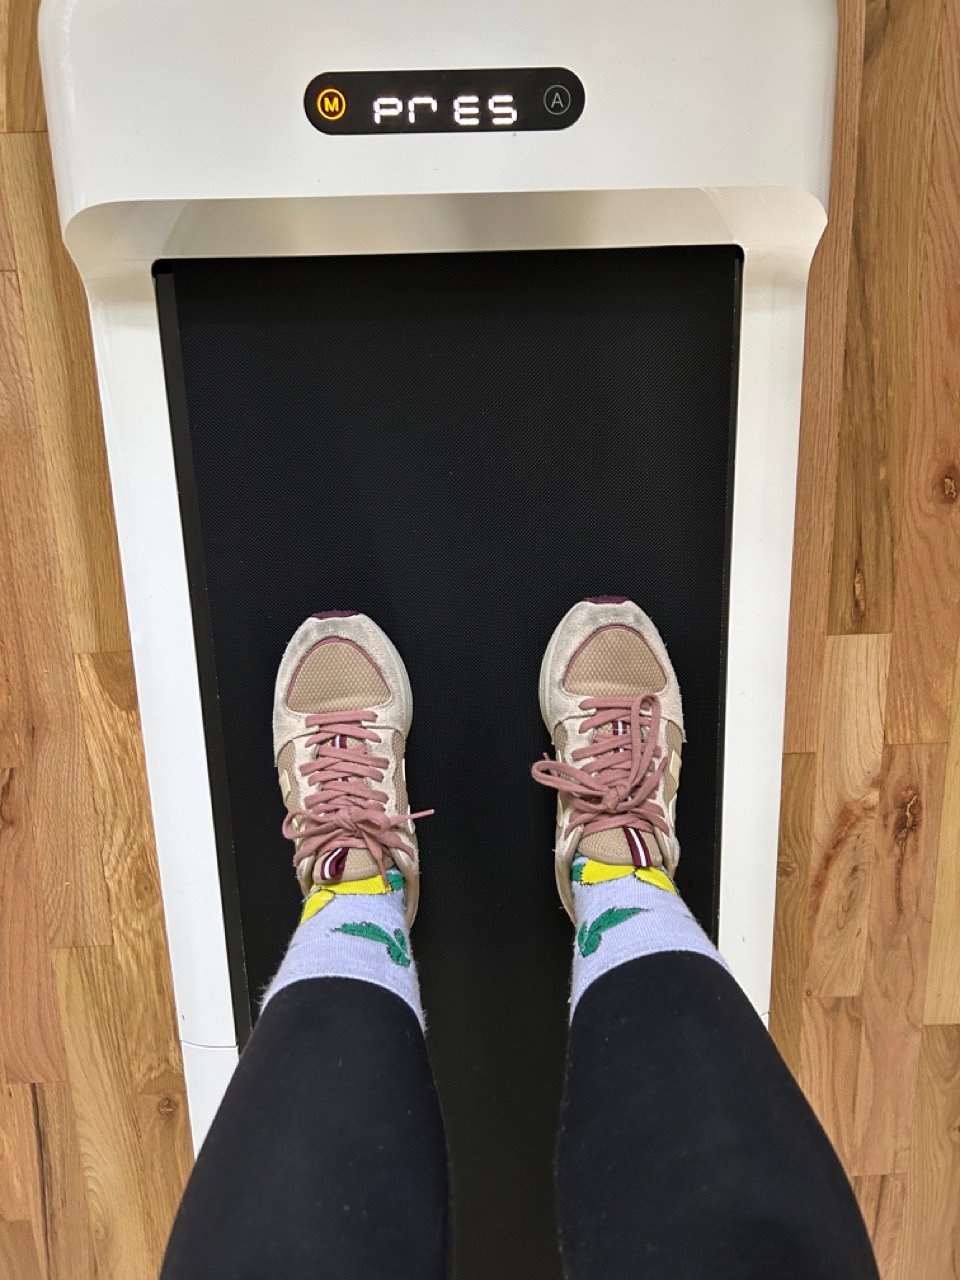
[
  {"x1": 558, "y1": 955, "x2": 878, "y2": 1280},
  {"x1": 161, "y1": 978, "x2": 449, "y2": 1280},
  {"x1": 534, "y1": 599, "x2": 878, "y2": 1280},
  {"x1": 162, "y1": 612, "x2": 448, "y2": 1280}
]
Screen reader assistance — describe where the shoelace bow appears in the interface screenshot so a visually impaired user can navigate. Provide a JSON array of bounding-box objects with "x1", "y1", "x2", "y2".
[
  {"x1": 532, "y1": 694, "x2": 669, "y2": 861},
  {"x1": 283, "y1": 709, "x2": 432, "y2": 888}
]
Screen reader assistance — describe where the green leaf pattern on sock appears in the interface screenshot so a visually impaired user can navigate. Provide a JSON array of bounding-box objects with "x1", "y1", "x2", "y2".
[
  {"x1": 577, "y1": 906, "x2": 648, "y2": 957},
  {"x1": 334, "y1": 921, "x2": 412, "y2": 967},
  {"x1": 387, "y1": 929, "x2": 411, "y2": 967}
]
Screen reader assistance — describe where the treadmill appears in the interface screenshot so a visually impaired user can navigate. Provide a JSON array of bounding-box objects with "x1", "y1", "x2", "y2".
[{"x1": 40, "y1": 5, "x2": 837, "y2": 1276}]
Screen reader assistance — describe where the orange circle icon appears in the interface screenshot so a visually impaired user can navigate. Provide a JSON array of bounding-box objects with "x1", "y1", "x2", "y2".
[{"x1": 315, "y1": 87, "x2": 347, "y2": 121}]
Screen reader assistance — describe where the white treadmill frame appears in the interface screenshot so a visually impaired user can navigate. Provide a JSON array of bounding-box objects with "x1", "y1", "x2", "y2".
[{"x1": 39, "y1": 0, "x2": 837, "y2": 1147}]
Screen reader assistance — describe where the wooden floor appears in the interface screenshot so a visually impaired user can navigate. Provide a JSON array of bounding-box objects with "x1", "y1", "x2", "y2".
[{"x1": 1, "y1": 1, "x2": 959, "y2": 1276}]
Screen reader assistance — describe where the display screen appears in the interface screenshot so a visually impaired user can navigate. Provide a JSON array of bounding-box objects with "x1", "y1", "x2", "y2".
[{"x1": 304, "y1": 68, "x2": 585, "y2": 135}]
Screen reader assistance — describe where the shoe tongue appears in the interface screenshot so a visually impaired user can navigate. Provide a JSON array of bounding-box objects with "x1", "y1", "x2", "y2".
[
  {"x1": 325, "y1": 847, "x2": 395, "y2": 884},
  {"x1": 579, "y1": 828, "x2": 660, "y2": 868}
]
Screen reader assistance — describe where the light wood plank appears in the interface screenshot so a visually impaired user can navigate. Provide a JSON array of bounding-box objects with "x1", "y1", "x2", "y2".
[
  {"x1": 805, "y1": 634, "x2": 890, "y2": 997},
  {"x1": 0, "y1": 1084, "x2": 46, "y2": 1272},
  {"x1": 0, "y1": 179, "x2": 14, "y2": 269},
  {"x1": 31, "y1": 1083, "x2": 99, "y2": 1280},
  {"x1": 0, "y1": 1219, "x2": 44, "y2": 1280},
  {"x1": 75, "y1": 652, "x2": 188, "y2": 1102},
  {"x1": 784, "y1": 0, "x2": 866, "y2": 752},
  {"x1": 885, "y1": 0, "x2": 960, "y2": 746},
  {"x1": 827, "y1": 0, "x2": 945, "y2": 635},
  {"x1": 75, "y1": 655, "x2": 193, "y2": 1254},
  {"x1": 770, "y1": 752, "x2": 816, "y2": 1075},
  {"x1": 0, "y1": 132, "x2": 127, "y2": 654},
  {"x1": 799, "y1": 994, "x2": 863, "y2": 1172},
  {"x1": 133, "y1": 1091, "x2": 190, "y2": 1265},
  {"x1": 897, "y1": 1025, "x2": 960, "y2": 1280},
  {"x1": 853, "y1": 743, "x2": 946, "y2": 1174},
  {"x1": 0, "y1": 604, "x2": 23, "y2": 764},
  {"x1": 74, "y1": 650, "x2": 193, "y2": 1248},
  {"x1": 0, "y1": 0, "x2": 44, "y2": 132},
  {"x1": 0, "y1": 269, "x2": 112, "y2": 949},
  {"x1": 0, "y1": 306, "x2": 72, "y2": 1077},
  {"x1": 0, "y1": 766, "x2": 67, "y2": 1082},
  {"x1": 52, "y1": 946, "x2": 158, "y2": 1280},
  {"x1": 853, "y1": 1174, "x2": 905, "y2": 1280},
  {"x1": 925, "y1": 639, "x2": 960, "y2": 1024}
]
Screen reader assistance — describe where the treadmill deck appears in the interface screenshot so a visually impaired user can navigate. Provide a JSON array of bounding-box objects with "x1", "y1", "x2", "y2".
[{"x1": 156, "y1": 245, "x2": 741, "y2": 1279}]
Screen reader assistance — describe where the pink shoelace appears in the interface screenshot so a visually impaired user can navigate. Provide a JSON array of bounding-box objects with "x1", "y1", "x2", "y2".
[
  {"x1": 283, "y1": 709, "x2": 432, "y2": 888},
  {"x1": 532, "y1": 695, "x2": 669, "y2": 866}
]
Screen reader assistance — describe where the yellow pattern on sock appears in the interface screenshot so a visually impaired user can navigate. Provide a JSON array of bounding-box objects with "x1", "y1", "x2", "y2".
[
  {"x1": 576, "y1": 859, "x2": 677, "y2": 896},
  {"x1": 299, "y1": 872, "x2": 398, "y2": 924}
]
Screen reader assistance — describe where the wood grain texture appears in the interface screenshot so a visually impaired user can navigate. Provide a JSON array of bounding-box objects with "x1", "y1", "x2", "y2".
[
  {"x1": 29, "y1": 1083, "x2": 97, "y2": 1280},
  {"x1": 925, "y1": 639, "x2": 960, "y2": 1024},
  {"x1": 52, "y1": 946, "x2": 157, "y2": 1279},
  {"x1": 0, "y1": 0, "x2": 43, "y2": 132},
  {"x1": 133, "y1": 1090, "x2": 192, "y2": 1265},
  {"x1": 0, "y1": 764, "x2": 67, "y2": 1083},
  {"x1": 769, "y1": 752, "x2": 815, "y2": 1074},
  {"x1": 776, "y1": 0, "x2": 960, "y2": 1271},
  {"x1": 854, "y1": 1175, "x2": 906, "y2": 1280},
  {"x1": 897, "y1": 1026, "x2": 960, "y2": 1280},
  {"x1": 827, "y1": 0, "x2": 944, "y2": 635},
  {"x1": 0, "y1": 1218, "x2": 44, "y2": 1280},
  {"x1": 885, "y1": 0, "x2": 960, "y2": 746},
  {"x1": 0, "y1": 268, "x2": 112, "y2": 950},
  {"x1": 0, "y1": 133, "x2": 126, "y2": 654},
  {"x1": 0, "y1": 1084, "x2": 45, "y2": 1263},
  {"x1": 800, "y1": 995, "x2": 864, "y2": 1169},
  {"x1": 0, "y1": 176, "x2": 13, "y2": 270},
  {"x1": 75, "y1": 652, "x2": 190, "y2": 1105},
  {"x1": 784, "y1": 0, "x2": 866, "y2": 753},
  {"x1": 853, "y1": 743, "x2": 945, "y2": 1174},
  {"x1": 805, "y1": 634, "x2": 889, "y2": 997}
]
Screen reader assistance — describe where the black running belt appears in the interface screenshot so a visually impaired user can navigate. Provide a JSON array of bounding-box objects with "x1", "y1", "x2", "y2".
[{"x1": 155, "y1": 245, "x2": 741, "y2": 1280}]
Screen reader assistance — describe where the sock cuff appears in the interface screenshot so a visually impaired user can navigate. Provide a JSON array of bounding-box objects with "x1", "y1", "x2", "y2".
[
  {"x1": 569, "y1": 873, "x2": 727, "y2": 1017},
  {"x1": 262, "y1": 890, "x2": 424, "y2": 1029}
]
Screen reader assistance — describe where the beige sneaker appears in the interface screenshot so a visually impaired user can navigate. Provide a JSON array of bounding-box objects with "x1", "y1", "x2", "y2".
[
  {"x1": 273, "y1": 611, "x2": 429, "y2": 926},
  {"x1": 532, "y1": 598, "x2": 685, "y2": 919}
]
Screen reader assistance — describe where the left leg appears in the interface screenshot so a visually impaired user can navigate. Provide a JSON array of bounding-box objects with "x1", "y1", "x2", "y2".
[
  {"x1": 161, "y1": 975, "x2": 449, "y2": 1280},
  {"x1": 162, "y1": 610, "x2": 450, "y2": 1279}
]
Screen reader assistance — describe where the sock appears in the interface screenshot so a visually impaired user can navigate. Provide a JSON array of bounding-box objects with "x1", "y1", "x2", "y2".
[
  {"x1": 262, "y1": 868, "x2": 424, "y2": 1027},
  {"x1": 569, "y1": 856, "x2": 727, "y2": 1016}
]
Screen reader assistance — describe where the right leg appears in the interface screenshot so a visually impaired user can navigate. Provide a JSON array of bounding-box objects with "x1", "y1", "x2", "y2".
[
  {"x1": 534, "y1": 599, "x2": 879, "y2": 1280},
  {"x1": 557, "y1": 951, "x2": 879, "y2": 1280}
]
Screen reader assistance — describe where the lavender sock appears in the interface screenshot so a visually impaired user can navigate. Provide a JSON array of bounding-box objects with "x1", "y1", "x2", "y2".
[
  {"x1": 569, "y1": 858, "x2": 727, "y2": 1016},
  {"x1": 262, "y1": 872, "x2": 424, "y2": 1028}
]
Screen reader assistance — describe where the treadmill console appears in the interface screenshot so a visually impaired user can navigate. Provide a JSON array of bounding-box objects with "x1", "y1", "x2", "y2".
[{"x1": 304, "y1": 67, "x2": 586, "y2": 135}]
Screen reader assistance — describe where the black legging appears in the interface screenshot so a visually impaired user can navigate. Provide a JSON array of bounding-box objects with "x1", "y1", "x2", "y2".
[{"x1": 161, "y1": 954, "x2": 879, "y2": 1279}]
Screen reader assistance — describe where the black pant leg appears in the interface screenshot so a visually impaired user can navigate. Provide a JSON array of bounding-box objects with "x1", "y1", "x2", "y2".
[
  {"x1": 161, "y1": 978, "x2": 450, "y2": 1280},
  {"x1": 557, "y1": 952, "x2": 879, "y2": 1280}
]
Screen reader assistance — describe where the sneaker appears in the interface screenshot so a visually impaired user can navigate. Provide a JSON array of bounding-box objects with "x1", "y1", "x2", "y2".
[
  {"x1": 273, "y1": 611, "x2": 430, "y2": 925},
  {"x1": 532, "y1": 598, "x2": 684, "y2": 918}
]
